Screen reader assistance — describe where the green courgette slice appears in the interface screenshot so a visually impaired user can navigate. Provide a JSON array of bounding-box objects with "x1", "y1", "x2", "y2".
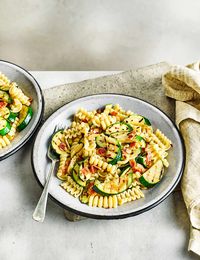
[
  {"x1": 0, "y1": 90, "x2": 12, "y2": 103},
  {"x1": 0, "y1": 117, "x2": 11, "y2": 136},
  {"x1": 93, "y1": 171, "x2": 133, "y2": 196},
  {"x1": 96, "y1": 134, "x2": 107, "y2": 148},
  {"x1": 51, "y1": 130, "x2": 67, "y2": 155},
  {"x1": 135, "y1": 155, "x2": 147, "y2": 168},
  {"x1": 72, "y1": 164, "x2": 87, "y2": 187},
  {"x1": 124, "y1": 115, "x2": 151, "y2": 126},
  {"x1": 110, "y1": 131, "x2": 129, "y2": 142},
  {"x1": 143, "y1": 117, "x2": 151, "y2": 126},
  {"x1": 139, "y1": 160, "x2": 164, "y2": 188},
  {"x1": 107, "y1": 143, "x2": 122, "y2": 165},
  {"x1": 120, "y1": 166, "x2": 132, "y2": 177},
  {"x1": 106, "y1": 122, "x2": 133, "y2": 135},
  {"x1": 17, "y1": 105, "x2": 33, "y2": 131},
  {"x1": 7, "y1": 111, "x2": 18, "y2": 123},
  {"x1": 135, "y1": 135, "x2": 146, "y2": 148}
]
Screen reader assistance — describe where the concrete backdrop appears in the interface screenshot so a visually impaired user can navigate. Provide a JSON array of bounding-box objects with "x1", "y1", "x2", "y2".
[{"x1": 0, "y1": 0, "x2": 199, "y2": 70}]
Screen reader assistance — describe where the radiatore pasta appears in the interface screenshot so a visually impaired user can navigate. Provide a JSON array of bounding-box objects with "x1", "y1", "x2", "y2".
[{"x1": 51, "y1": 104, "x2": 172, "y2": 209}]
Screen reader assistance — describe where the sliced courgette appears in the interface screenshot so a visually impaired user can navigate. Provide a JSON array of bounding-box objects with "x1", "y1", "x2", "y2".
[
  {"x1": 7, "y1": 111, "x2": 18, "y2": 123},
  {"x1": 124, "y1": 115, "x2": 143, "y2": 124},
  {"x1": 0, "y1": 117, "x2": 11, "y2": 136},
  {"x1": 135, "y1": 135, "x2": 146, "y2": 148},
  {"x1": 106, "y1": 122, "x2": 133, "y2": 135},
  {"x1": 107, "y1": 143, "x2": 122, "y2": 165},
  {"x1": 139, "y1": 160, "x2": 163, "y2": 188},
  {"x1": 51, "y1": 130, "x2": 67, "y2": 155},
  {"x1": 119, "y1": 163, "x2": 130, "y2": 174},
  {"x1": 110, "y1": 131, "x2": 129, "y2": 143},
  {"x1": 143, "y1": 117, "x2": 151, "y2": 126},
  {"x1": 0, "y1": 90, "x2": 12, "y2": 103},
  {"x1": 96, "y1": 134, "x2": 107, "y2": 148},
  {"x1": 120, "y1": 166, "x2": 132, "y2": 176},
  {"x1": 135, "y1": 155, "x2": 147, "y2": 168},
  {"x1": 17, "y1": 105, "x2": 33, "y2": 131},
  {"x1": 72, "y1": 164, "x2": 87, "y2": 187},
  {"x1": 93, "y1": 171, "x2": 133, "y2": 196},
  {"x1": 124, "y1": 115, "x2": 151, "y2": 126}
]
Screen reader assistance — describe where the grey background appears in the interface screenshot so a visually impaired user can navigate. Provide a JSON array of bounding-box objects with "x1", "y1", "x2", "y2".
[{"x1": 0, "y1": 0, "x2": 199, "y2": 70}]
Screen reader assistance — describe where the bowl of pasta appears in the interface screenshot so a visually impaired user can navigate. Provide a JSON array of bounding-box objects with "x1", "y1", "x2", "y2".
[
  {"x1": 0, "y1": 60, "x2": 44, "y2": 160},
  {"x1": 32, "y1": 94, "x2": 185, "y2": 219}
]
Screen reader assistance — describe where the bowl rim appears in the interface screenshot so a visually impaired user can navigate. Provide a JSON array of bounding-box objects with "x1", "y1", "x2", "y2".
[
  {"x1": 0, "y1": 59, "x2": 44, "y2": 161},
  {"x1": 31, "y1": 93, "x2": 185, "y2": 219}
]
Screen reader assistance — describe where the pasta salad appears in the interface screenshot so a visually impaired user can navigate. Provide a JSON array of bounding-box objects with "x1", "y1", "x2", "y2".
[
  {"x1": 51, "y1": 104, "x2": 172, "y2": 209},
  {"x1": 0, "y1": 72, "x2": 33, "y2": 149}
]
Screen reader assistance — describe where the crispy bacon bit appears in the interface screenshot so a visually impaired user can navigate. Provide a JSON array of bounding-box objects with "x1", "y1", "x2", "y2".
[
  {"x1": 130, "y1": 142, "x2": 136, "y2": 148},
  {"x1": 130, "y1": 160, "x2": 136, "y2": 168},
  {"x1": 110, "y1": 111, "x2": 117, "y2": 116},
  {"x1": 128, "y1": 131, "x2": 135, "y2": 139},
  {"x1": 81, "y1": 167, "x2": 89, "y2": 175},
  {"x1": 82, "y1": 118, "x2": 88, "y2": 123},
  {"x1": 0, "y1": 101, "x2": 7, "y2": 108},
  {"x1": 97, "y1": 148, "x2": 107, "y2": 155},
  {"x1": 87, "y1": 182, "x2": 97, "y2": 195},
  {"x1": 135, "y1": 164, "x2": 145, "y2": 173},
  {"x1": 130, "y1": 160, "x2": 145, "y2": 173},
  {"x1": 59, "y1": 142, "x2": 66, "y2": 151},
  {"x1": 62, "y1": 159, "x2": 70, "y2": 175},
  {"x1": 141, "y1": 148, "x2": 146, "y2": 153},
  {"x1": 90, "y1": 165, "x2": 96, "y2": 174}
]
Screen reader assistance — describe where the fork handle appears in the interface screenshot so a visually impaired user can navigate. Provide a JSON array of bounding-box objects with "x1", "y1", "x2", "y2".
[{"x1": 32, "y1": 160, "x2": 56, "y2": 222}]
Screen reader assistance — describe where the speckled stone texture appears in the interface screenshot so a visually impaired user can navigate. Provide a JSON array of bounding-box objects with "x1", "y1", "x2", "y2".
[
  {"x1": 43, "y1": 62, "x2": 173, "y2": 120},
  {"x1": 43, "y1": 62, "x2": 173, "y2": 221}
]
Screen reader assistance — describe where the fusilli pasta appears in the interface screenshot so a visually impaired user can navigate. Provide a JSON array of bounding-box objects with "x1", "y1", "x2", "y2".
[
  {"x1": 52, "y1": 104, "x2": 172, "y2": 208},
  {"x1": 0, "y1": 72, "x2": 33, "y2": 150}
]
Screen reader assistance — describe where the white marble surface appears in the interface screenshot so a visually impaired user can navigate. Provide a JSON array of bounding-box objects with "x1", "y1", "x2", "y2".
[
  {"x1": 0, "y1": 71, "x2": 199, "y2": 260},
  {"x1": 0, "y1": 0, "x2": 200, "y2": 70}
]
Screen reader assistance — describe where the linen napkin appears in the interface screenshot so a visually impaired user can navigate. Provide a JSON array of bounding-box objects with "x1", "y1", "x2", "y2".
[{"x1": 162, "y1": 61, "x2": 200, "y2": 256}]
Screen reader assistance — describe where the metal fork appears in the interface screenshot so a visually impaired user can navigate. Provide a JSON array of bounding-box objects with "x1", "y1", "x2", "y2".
[{"x1": 32, "y1": 125, "x2": 61, "y2": 222}]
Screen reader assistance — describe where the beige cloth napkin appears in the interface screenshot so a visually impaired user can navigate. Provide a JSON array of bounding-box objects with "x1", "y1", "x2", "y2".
[{"x1": 162, "y1": 62, "x2": 200, "y2": 256}]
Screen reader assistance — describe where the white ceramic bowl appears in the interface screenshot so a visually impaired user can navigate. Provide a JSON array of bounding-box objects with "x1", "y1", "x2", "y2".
[
  {"x1": 0, "y1": 60, "x2": 44, "y2": 160},
  {"x1": 32, "y1": 94, "x2": 185, "y2": 219}
]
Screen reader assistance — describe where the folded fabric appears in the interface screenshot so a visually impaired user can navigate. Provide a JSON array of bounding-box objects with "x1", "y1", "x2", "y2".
[{"x1": 162, "y1": 61, "x2": 200, "y2": 256}]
